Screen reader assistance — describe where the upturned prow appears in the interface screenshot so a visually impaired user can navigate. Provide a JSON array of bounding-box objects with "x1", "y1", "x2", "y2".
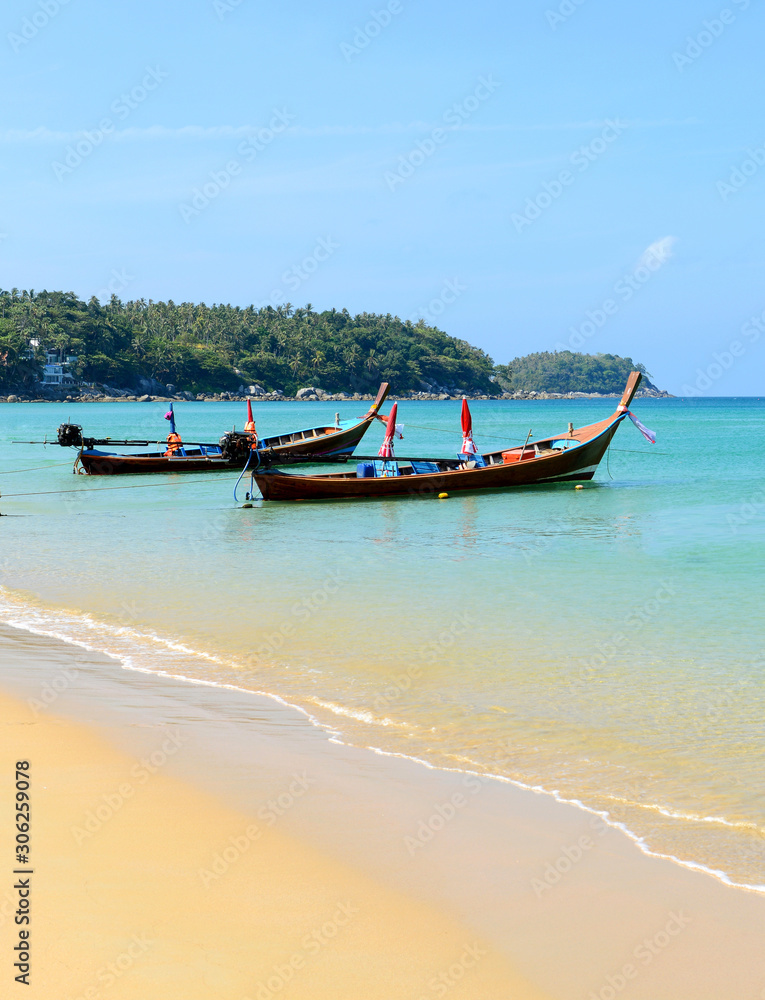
[
  {"x1": 617, "y1": 371, "x2": 643, "y2": 412},
  {"x1": 365, "y1": 382, "x2": 391, "y2": 420}
]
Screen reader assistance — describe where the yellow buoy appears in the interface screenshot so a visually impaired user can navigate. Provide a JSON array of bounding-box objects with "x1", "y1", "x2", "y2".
[
  {"x1": 438, "y1": 492, "x2": 449, "y2": 499},
  {"x1": 242, "y1": 502, "x2": 253, "y2": 508},
  {"x1": 575, "y1": 485, "x2": 584, "y2": 490}
]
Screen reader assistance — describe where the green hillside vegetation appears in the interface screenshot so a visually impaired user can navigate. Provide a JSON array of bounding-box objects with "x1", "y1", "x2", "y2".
[
  {"x1": 500, "y1": 351, "x2": 651, "y2": 394},
  {"x1": 0, "y1": 289, "x2": 657, "y2": 397},
  {"x1": 0, "y1": 289, "x2": 495, "y2": 396}
]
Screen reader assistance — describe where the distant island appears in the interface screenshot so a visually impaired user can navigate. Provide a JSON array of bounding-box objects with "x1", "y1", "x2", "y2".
[
  {"x1": 0, "y1": 289, "x2": 669, "y2": 400},
  {"x1": 496, "y1": 351, "x2": 668, "y2": 397}
]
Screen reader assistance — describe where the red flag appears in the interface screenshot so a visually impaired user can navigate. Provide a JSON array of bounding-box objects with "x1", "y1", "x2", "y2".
[
  {"x1": 460, "y1": 397, "x2": 477, "y2": 454},
  {"x1": 378, "y1": 402, "x2": 398, "y2": 458}
]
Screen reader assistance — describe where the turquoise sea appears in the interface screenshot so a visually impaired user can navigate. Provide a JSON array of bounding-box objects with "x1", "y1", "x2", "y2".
[{"x1": 1, "y1": 396, "x2": 763, "y2": 891}]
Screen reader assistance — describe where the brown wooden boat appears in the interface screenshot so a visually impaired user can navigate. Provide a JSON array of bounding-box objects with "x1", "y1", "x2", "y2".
[
  {"x1": 73, "y1": 384, "x2": 390, "y2": 475},
  {"x1": 251, "y1": 373, "x2": 645, "y2": 502}
]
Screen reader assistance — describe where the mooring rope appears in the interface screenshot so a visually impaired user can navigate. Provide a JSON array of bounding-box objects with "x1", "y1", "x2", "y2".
[
  {"x1": 0, "y1": 477, "x2": 239, "y2": 498},
  {"x1": 233, "y1": 449, "x2": 257, "y2": 503},
  {"x1": 0, "y1": 460, "x2": 78, "y2": 475}
]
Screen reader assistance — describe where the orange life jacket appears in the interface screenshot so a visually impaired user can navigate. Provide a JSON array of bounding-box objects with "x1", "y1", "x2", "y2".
[
  {"x1": 244, "y1": 420, "x2": 258, "y2": 448},
  {"x1": 165, "y1": 432, "x2": 182, "y2": 456}
]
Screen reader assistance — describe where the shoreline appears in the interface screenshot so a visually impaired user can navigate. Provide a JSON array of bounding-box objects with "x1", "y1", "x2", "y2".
[
  {"x1": 1, "y1": 621, "x2": 764, "y2": 998},
  {"x1": 1, "y1": 594, "x2": 763, "y2": 899},
  {"x1": 0, "y1": 390, "x2": 673, "y2": 404}
]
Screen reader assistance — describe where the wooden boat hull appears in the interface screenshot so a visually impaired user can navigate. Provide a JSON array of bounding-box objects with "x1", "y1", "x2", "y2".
[
  {"x1": 77, "y1": 384, "x2": 391, "y2": 475},
  {"x1": 254, "y1": 420, "x2": 620, "y2": 500},
  {"x1": 78, "y1": 448, "x2": 232, "y2": 475},
  {"x1": 252, "y1": 373, "x2": 644, "y2": 502},
  {"x1": 78, "y1": 418, "x2": 375, "y2": 475}
]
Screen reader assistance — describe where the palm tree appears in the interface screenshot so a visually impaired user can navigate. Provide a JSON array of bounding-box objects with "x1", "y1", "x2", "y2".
[{"x1": 343, "y1": 344, "x2": 361, "y2": 371}]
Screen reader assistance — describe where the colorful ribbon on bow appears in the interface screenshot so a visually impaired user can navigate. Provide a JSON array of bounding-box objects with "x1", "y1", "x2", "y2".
[{"x1": 626, "y1": 410, "x2": 656, "y2": 444}]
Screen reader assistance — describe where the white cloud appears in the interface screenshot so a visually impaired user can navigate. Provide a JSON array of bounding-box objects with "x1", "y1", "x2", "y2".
[
  {"x1": 639, "y1": 236, "x2": 677, "y2": 268},
  {"x1": 0, "y1": 118, "x2": 703, "y2": 145}
]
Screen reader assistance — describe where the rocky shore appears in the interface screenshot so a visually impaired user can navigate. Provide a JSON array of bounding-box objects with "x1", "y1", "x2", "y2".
[
  {"x1": 0, "y1": 374, "x2": 673, "y2": 404},
  {"x1": 0, "y1": 386, "x2": 673, "y2": 403}
]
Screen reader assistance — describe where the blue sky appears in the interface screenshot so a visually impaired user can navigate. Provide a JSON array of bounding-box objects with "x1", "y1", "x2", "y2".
[{"x1": 2, "y1": 0, "x2": 764, "y2": 394}]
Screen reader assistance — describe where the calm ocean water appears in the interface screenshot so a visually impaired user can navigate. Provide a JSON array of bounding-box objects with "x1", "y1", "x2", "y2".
[{"x1": 1, "y1": 396, "x2": 763, "y2": 890}]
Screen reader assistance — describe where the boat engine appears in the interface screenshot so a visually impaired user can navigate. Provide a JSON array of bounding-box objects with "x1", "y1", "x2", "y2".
[
  {"x1": 219, "y1": 431, "x2": 253, "y2": 463},
  {"x1": 57, "y1": 423, "x2": 83, "y2": 448}
]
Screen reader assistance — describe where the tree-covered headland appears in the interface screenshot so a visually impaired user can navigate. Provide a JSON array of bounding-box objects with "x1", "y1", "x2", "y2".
[
  {"x1": 0, "y1": 289, "x2": 660, "y2": 396},
  {"x1": 496, "y1": 351, "x2": 653, "y2": 394},
  {"x1": 0, "y1": 290, "x2": 495, "y2": 396}
]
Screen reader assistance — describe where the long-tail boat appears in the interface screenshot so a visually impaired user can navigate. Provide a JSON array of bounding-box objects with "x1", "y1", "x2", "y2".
[
  {"x1": 63, "y1": 384, "x2": 390, "y2": 475},
  {"x1": 250, "y1": 372, "x2": 650, "y2": 502}
]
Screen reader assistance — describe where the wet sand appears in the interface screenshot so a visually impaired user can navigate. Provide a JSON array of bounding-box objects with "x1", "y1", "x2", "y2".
[{"x1": 0, "y1": 623, "x2": 763, "y2": 999}]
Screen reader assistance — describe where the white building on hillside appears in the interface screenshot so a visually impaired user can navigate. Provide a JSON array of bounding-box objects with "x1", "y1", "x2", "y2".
[{"x1": 40, "y1": 349, "x2": 78, "y2": 389}]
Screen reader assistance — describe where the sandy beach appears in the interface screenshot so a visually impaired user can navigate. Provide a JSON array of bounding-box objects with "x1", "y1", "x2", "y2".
[
  {"x1": 1, "y1": 623, "x2": 764, "y2": 999},
  {"x1": 0, "y1": 645, "x2": 545, "y2": 999}
]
